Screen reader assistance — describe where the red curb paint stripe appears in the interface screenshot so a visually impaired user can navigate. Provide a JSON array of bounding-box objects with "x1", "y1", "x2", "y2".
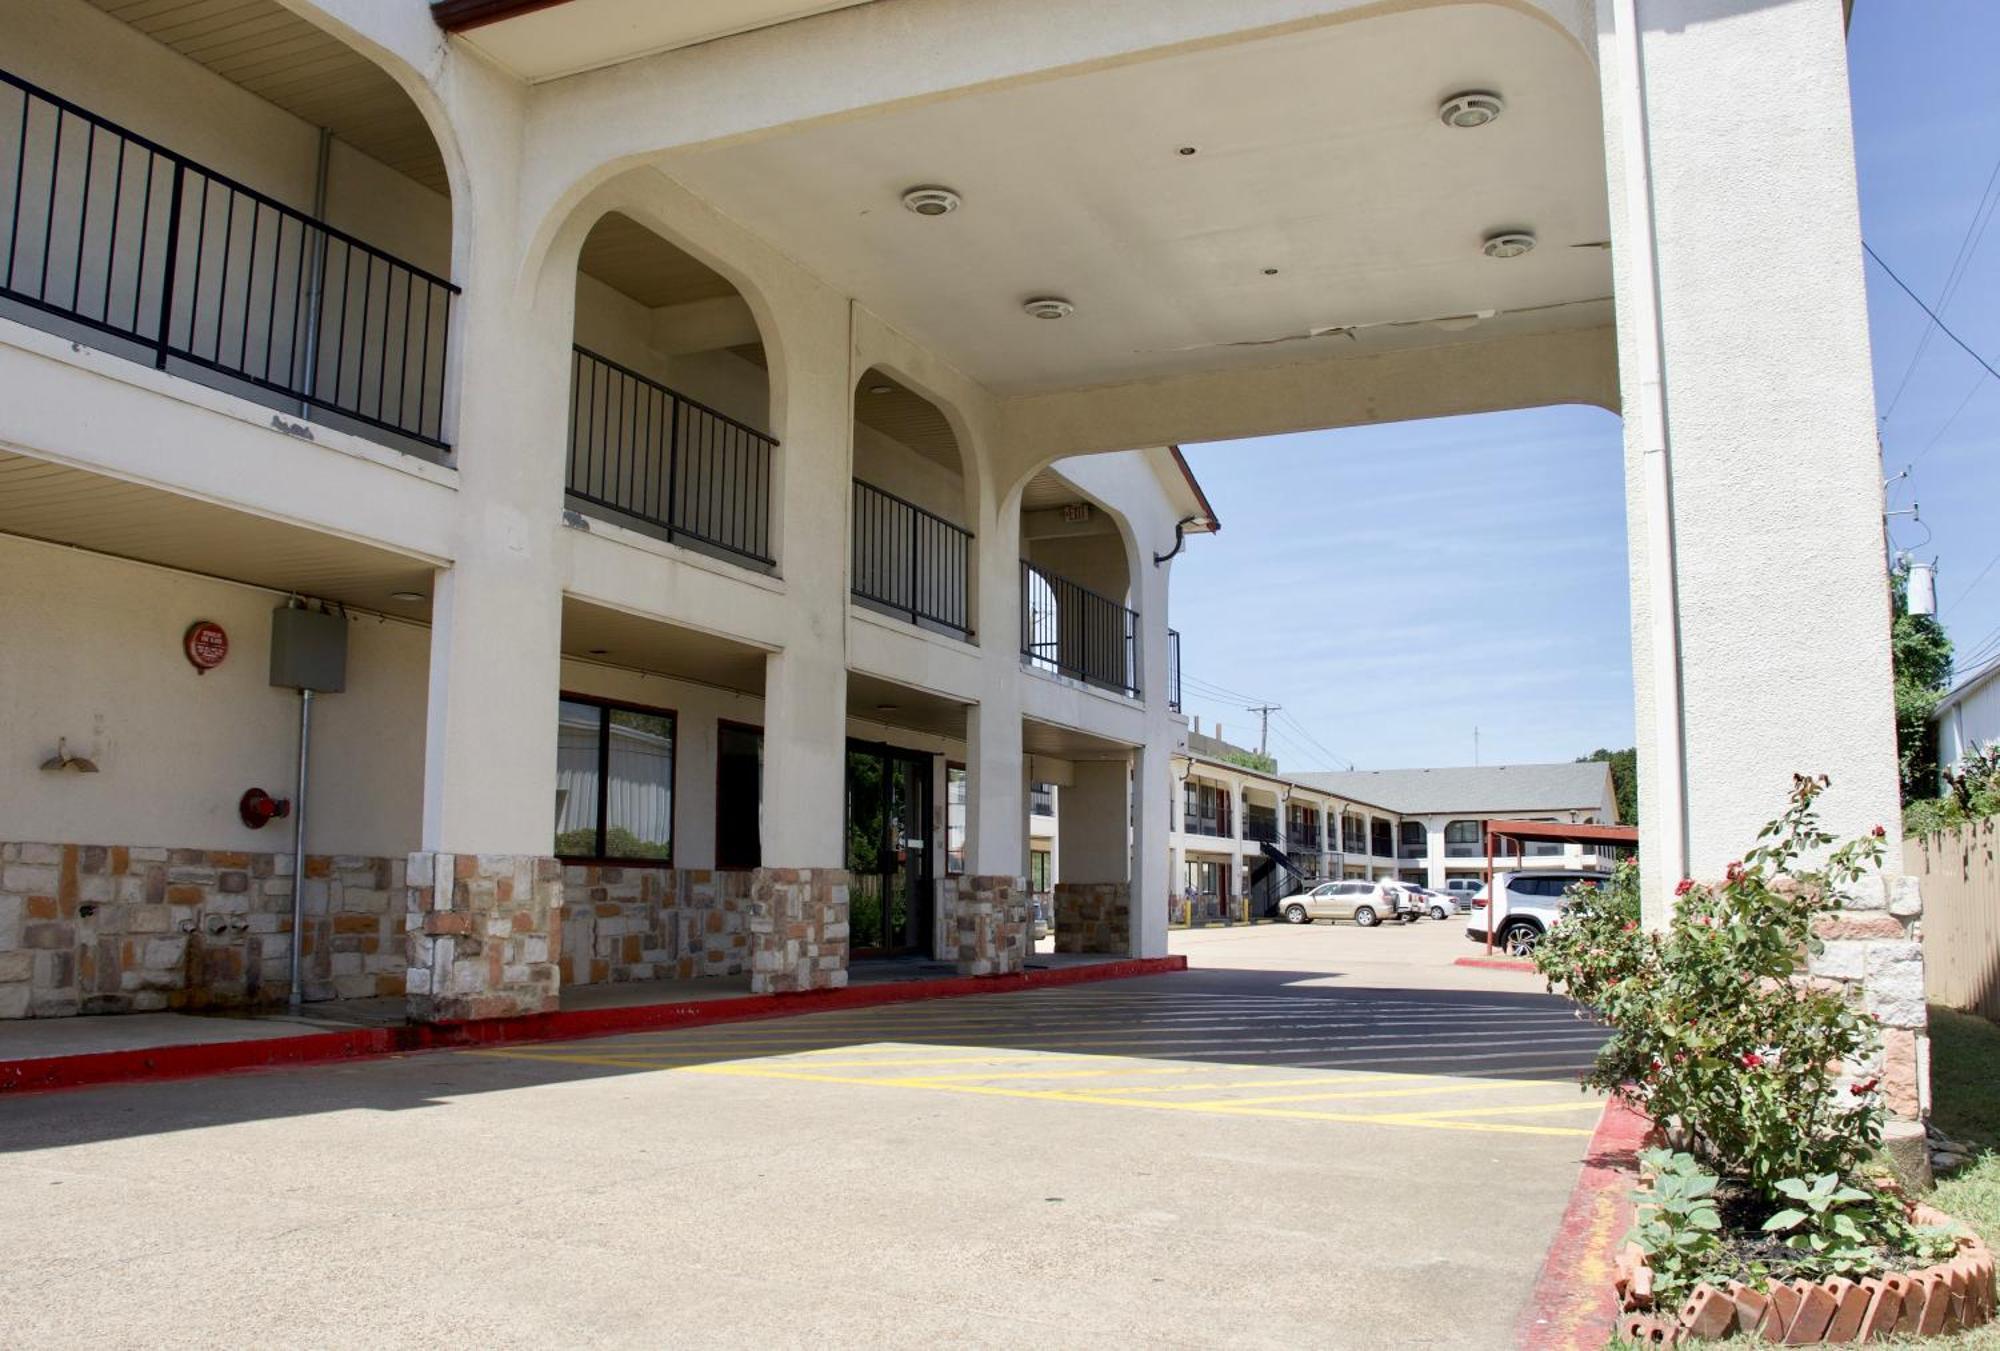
[
  {"x1": 1518, "y1": 1097, "x2": 1655, "y2": 1351},
  {"x1": 0, "y1": 956, "x2": 1187, "y2": 1097},
  {"x1": 1454, "y1": 955, "x2": 1539, "y2": 973}
]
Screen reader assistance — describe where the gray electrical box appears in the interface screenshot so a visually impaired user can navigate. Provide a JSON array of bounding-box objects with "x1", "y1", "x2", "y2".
[{"x1": 269, "y1": 605, "x2": 348, "y2": 693}]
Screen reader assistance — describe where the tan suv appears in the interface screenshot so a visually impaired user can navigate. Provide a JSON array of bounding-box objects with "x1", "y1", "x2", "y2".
[{"x1": 1281, "y1": 879, "x2": 1411, "y2": 928}]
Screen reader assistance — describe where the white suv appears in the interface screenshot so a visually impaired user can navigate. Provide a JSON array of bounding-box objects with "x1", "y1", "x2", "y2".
[{"x1": 1465, "y1": 870, "x2": 1612, "y2": 954}]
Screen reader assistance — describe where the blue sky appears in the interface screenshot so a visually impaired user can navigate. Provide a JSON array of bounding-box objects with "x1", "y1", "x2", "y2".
[{"x1": 1169, "y1": 2, "x2": 2000, "y2": 773}]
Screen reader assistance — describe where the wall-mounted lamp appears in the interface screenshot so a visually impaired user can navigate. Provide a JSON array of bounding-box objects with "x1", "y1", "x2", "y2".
[{"x1": 39, "y1": 739, "x2": 99, "y2": 773}]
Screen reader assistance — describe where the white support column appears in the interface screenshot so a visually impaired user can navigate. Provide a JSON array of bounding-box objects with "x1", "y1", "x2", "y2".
[
  {"x1": 1131, "y1": 744, "x2": 1170, "y2": 956},
  {"x1": 1600, "y1": 0, "x2": 1900, "y2": 911},
  {"x1": 965, "y1": 700, "x2": 1026, "y2": 878}
]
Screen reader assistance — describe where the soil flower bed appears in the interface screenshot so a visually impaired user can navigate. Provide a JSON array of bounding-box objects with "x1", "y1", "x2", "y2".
[
  {"x1": 1533, "y1": 777, "x2": 1997, "y2": 1345},
  {"x1": 1613, "y1": 1197, "x2": 1994, "y2": 1343}
]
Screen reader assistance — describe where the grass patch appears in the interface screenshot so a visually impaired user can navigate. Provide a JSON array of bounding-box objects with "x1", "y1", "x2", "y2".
[{"x1": 1609, "y1": 1006, "x2": 2000, "y2": 1349}]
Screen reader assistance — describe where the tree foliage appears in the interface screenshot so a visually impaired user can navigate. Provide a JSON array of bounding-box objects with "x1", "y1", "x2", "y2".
[
  {"x1": 1217, "y1": 748, "x2": 1277, "y2": 774},
  {"x1": 1578, "y1": 746, "x2": 1638, "y2": 826},
  {"x1": 1890, "y1": 569, "x2": 1952, "y2": 806}
]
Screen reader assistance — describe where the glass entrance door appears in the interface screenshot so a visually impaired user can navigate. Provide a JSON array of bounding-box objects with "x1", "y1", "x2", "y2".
[{"x1": 845, "y1": 742, "x2": 934, "y2": 957}]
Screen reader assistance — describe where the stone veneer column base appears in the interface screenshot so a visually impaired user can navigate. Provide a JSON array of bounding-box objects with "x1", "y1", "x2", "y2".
[
  {"x1": 1807, "y1": 872, "x2": 1929, "y2": 1181},
  {"x1": 1052, "y1": 881, "x2": 1132, "y2": 956},
  {"x1": 405, "y1": 853, "x2": 563, "y2": 1022},
  {"x1": 948, "y1": 874, "x2": 1028, "y2": 977},
  {"x1": 747, "y1": 867, "x2": 848, "y2": 994}
]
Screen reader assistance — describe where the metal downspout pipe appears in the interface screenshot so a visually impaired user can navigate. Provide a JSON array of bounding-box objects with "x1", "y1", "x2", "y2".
[{"x1": 1611, "y1": 0, "x2": 1692, "y2": 909}]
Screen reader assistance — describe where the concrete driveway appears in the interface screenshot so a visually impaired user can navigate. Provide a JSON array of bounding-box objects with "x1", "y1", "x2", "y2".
[{"x1": 0, "y1": 921, "x2": 1603, "y2": 1349}]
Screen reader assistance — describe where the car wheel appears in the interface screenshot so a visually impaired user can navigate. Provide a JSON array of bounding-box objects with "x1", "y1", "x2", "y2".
[
  {"x1": 1430, "y1": 905, "x2": 1449, "y2": 921},
  {"x1": 1352, "y1": 905, "x2": 1378, "y2": 928},
  {"x1": 1500, "y1": 920, "x2": 1542, "y2": 956},
  {"x1": 1284, "y1": 903, "x2": 1309, "y2": 925}
]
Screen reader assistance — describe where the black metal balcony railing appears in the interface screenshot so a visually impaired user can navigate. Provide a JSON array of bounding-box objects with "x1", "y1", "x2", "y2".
[
  {"x1": 851, "y1": 479, "x2": 973, "y2": 636},
  {"x1": 1, "y1": 70, "x2": 456, "y2": 449},
  {"x1": 1167, "y1": 628, "x2": 1182, "y2": 712},
  {"x1": 1019, "y1": 560, "x2": 1139, "y2": 698},
  {"x1": 567, "y1": 346, "x2": 774, "y2": 567},
  {"x1": 1243, "y1": 814, "x2": 1278, "y2": 846}
]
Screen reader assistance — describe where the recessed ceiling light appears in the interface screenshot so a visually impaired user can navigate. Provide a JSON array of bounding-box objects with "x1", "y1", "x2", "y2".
[
  {"x1": 1439, "y1": 91, "x2": 1505, "y2": 129},
  {"x1": 389, "y1": 591, "x2": 425, "y2": 603},
  {"x1": 1481, "y1": 230, "x2": 1537, "y2": 259},
  {"x1": 868, "y1": 384, "x2": 893, "y2": 395},
  {"x1": 1023, "y1": 296, "x2": 1075, "y2": 320},
  {"x1": 1262, "y1": 268, "x2": 1280, "y2": 276},
  {"x1": 900, "y1": 185, "x2": 961, "y2": 216},
  {"x1": 1177, "y1": 146, "x2": 1198, "y2": 156}
]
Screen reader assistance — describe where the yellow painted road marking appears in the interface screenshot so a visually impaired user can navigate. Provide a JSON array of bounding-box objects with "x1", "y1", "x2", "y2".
[
  {"x1": 1174, "y1": 1078, "x2": 1553, "y2": 1108},
  {"x1": 1381, "y1": 1099, "x2": 1607, "y2": 1121},
  {"x1": 671, "y1": 1061, "x2": 1595, "y2": 1138}
]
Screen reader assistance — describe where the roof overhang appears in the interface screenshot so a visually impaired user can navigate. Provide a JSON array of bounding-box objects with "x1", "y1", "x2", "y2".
[{"x1": 1482, "y1": 821, "x2": 1637, "y2": 847}]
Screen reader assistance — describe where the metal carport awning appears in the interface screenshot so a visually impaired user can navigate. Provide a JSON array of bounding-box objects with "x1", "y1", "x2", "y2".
[{"x1": 1480, "y1": 822, "x2": 1640, "y2": 955}]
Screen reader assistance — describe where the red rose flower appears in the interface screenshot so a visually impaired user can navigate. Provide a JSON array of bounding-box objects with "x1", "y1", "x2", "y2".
[
  {"x1": 1675, "y1": 878, "x2": 1694, "y2": 897},
  {"x1": 1850, "y1": 1077, "x2": 1879, "y2": 1096},
  {"x1": 1725, "y1": 861, "x2": 1744, "y2": 884},
  {"x1": 1740, "y1": 1052, "x2": 1763, "y2": 1069},
  {"x1": 1872, "y1": 825, "x2": 1886, "y2": 839}
]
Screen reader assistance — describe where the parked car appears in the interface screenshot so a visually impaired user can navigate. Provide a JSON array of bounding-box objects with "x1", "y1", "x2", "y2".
[
  {"x1": 1281, "y1": 879, "x2": 1413, "y2": 928},
  {"x1": 1443, "y1": 878, "x2": 1485, "y2": 904},
  {"x1": 1464, "y1": 870, "x2": 1613, "y2": 954},
  {"x1": 1399, "y1": 882, "x2": 1456, "y2": 920}
]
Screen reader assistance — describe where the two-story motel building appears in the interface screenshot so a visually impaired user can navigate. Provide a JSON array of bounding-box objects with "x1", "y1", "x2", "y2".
[{"x1": 0, "y1": 0, "x2": 1919, "y2": 1121}]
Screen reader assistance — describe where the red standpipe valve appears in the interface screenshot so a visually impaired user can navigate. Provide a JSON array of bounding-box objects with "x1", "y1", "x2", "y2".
[{"x1": 239, "y1": 788, "x2": 293, "y2": 830}]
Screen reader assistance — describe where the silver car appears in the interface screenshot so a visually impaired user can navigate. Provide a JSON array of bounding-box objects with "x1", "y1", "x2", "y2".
[{"x1": 1281, "y1": 879, "x2": 1409, "y2": 928}]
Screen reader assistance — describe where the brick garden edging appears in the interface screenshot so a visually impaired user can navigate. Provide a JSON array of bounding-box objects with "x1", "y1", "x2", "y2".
[{"x1": 1614, "y1": 1211, "x2": 1995, "y2": 1345}]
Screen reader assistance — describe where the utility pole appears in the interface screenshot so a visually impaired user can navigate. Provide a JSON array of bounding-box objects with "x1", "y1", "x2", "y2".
[{"x1": 1249, "y1": 704, "x2": 1281, "y2": 757}]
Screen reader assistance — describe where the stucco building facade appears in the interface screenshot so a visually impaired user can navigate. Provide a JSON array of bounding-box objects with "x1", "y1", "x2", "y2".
[{"x1": 0, "y1": 0, "x2": 1922, "y2": 1141}]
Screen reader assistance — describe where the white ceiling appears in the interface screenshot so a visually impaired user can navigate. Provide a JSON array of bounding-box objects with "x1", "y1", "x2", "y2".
[
  {"x1": 668, "y1": 5, "x2": 1610, "y2": 394},
  {"x1": 454, "y1": 0, "x2": 878, "y2": 83}
]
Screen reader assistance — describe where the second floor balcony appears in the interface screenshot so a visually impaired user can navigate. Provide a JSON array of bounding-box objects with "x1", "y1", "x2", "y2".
[
  {"x1": 1020, "y1": 560, "x2": 1139, "y2": 698},
  {"x1": 566, "y1": 346, "x2": 775, "y2": 568},
  {"x1": 1, "y1": 69, "x2": 456, "y2": 454},
  {"x1": 851, "y1": 478, "x2": 973, "y2": 637}
]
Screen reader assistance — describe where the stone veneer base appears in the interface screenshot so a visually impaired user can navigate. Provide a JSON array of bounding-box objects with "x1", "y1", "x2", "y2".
[
  {"x1": 405, "y1": 852, "x2": 563, "y2": 1022},
  {"x1": 1052, "y1": 881, "x2": 1131, "y2": 956},
  {"x1": 944, "y1": 874, "x2": 1028, "y2": 976},
  {"x1": 746, "y1": 867, "x2": 848, "y2": 994},
  {"x1": 0, "y1": 841, "x2": 404, "y2": 1016}
]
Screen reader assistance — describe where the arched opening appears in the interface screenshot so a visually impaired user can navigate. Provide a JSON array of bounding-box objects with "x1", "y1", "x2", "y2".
[
  {"x1": 4, "y1": 0, "x2": 458, "y2": 456},
  {"x1": 565, "y1": 210, "x2": 775, "y2": 569},
  {"x1": 849, "y1": 367, "x2": 973, "y2": 637},
  {"x1": 1017, "y1": 465, "x2": 1140, "y2": 697}
]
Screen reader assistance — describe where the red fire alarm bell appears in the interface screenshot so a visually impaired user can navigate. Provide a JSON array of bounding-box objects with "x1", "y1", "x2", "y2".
[{"x1": 239, "y1": 787, "x2": 292, "y2": 829}]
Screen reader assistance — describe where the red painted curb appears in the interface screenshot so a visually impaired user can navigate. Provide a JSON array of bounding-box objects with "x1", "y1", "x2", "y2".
[
  {"x1": 1518, "y1": 1098, "x2": 1655, "y2": 1351},
  {"x1": 1454, "y1": 955, "x2": 1539, "y2": 973},
  {"x1": 0, "y1": 954, "x2": 1188, "y2": 1097}
]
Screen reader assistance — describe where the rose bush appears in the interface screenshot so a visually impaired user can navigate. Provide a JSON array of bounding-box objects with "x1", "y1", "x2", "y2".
[{"x1": 1535, "y1": 774, "x2": 1884, "y2": 1192}]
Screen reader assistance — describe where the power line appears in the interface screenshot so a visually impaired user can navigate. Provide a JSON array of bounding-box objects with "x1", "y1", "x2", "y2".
[
  {"x1": 1943, "y1": 541, "x2": 2000, "y2": 618},
  {"x1": 1879, "y1": 153, "x2": 2000, "y2": 423},
  {"x1": 1864, "y1": 241, "x2": 2000, "y2": 385},
  {"x1": 1904, "y1": 370, "x2": 1989, "y2": 471}
]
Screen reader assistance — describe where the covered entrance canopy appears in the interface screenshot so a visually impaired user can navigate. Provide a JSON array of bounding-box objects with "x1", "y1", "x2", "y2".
[{"x1": 1479, "y1": 821, "x2": 1639, "y2": 955}]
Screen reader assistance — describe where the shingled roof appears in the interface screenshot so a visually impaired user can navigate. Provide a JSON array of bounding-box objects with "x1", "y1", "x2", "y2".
[{"x1": 1287, "y1": 763, "x2": 1617, "y2": 819}]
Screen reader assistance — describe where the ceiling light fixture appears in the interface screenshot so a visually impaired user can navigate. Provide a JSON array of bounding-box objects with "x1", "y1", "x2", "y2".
[
  {"x1": 389, "y1": 591, "x2": 425, "y2": 603},
  {"x1": 1177, "y1": 146, "x2": 1198, "y2": 156},
  {"x1": 1439, "y1": 91, "x2": 1505, "y2": 129},
  {"x1": 900, "y1": 185, "x2": 961, "y2": 216},
  {"x1": 868, "y1": 384, "x2": 893, "y2": 395},
  {"x1": 875, "y1": 703, "x2": 900, "y2": 713},
  {"x1": 1481, "y1": 230, "x2": 1537, "y2": 259},
  {"x1": 1262, "y1": 268, "x2": 1280, "y2": 276},
  {"x1": 587, "y1": 648, "x2": 609, "y2": 656},
  {"x1": 1022, "y1": 296, "x2": 1075, "y2": 320}
]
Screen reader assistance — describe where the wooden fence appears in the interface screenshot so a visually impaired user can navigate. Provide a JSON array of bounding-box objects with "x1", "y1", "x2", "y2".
[{"x1": 1911, "y1": 820, "x2": 2000, "y2": 1023}]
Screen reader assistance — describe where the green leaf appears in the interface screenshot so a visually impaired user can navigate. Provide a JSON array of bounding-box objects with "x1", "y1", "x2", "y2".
[{"x1": 1763, "y1": 1208, "x2": 1809, "y2": 1232}]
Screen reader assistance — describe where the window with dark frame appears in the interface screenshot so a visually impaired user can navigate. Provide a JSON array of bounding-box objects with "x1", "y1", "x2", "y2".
[{"x1": 554, "y1": 695, "x2": 675, "y2": 864}]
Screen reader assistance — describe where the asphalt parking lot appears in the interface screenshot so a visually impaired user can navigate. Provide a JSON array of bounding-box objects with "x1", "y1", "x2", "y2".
[{"x1": 0, "y1": 920, "x2": 1603, "y2": 1348}]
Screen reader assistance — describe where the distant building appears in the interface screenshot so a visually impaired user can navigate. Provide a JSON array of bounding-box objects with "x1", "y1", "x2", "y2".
[{"x1": 1934, "y1": 656, "x2": 2000, "y2": 784}]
